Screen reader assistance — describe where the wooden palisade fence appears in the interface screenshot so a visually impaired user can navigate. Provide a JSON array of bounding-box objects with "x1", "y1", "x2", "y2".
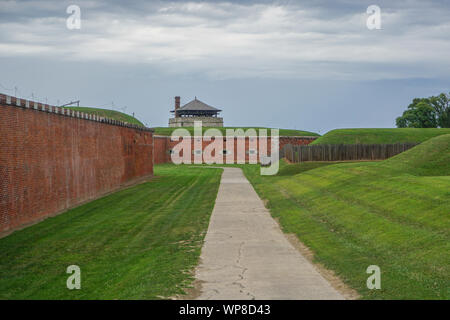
[{"x1": 281, "y1": 143, "x2": 418, "y2": 162}]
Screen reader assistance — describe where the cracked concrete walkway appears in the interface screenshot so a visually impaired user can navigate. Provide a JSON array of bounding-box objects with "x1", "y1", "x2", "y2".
[{"x1": 194, "y1": 167, "x2": 344, "y2": 300}]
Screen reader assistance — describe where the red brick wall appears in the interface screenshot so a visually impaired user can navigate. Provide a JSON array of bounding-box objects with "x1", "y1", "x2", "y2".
[
  {"x1": 153, "y1": 135, "x2": 317, "y2": 164},
  {"x1": 279, "y1": 136, "x2": 317, "y2": 149},
  {"x1": 0, "y1": 95, "x2": 153, "y2": 233},
  {"x1": 153, "y1": 136, "x2": 169, "y2": 164}
]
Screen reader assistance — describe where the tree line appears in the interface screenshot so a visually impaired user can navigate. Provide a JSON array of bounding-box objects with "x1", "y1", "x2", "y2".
[{"x1": 396, "y1": 92, "x2": 450, "y2": 128}]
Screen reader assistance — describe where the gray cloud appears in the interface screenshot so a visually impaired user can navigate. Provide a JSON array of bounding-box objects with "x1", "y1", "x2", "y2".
[
  {"x1": 1, "y1": 0, "x2": 449, "y2": 80},
  {"x1": 0, "y1": 0, "x2": 449, "y2": 133}
]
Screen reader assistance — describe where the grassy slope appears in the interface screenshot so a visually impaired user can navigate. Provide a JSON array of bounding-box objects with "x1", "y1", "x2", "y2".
[
  {"x1": 0, "y1": 165, "x2": 222, "y2": 299},
  {"x1": 65, "y1": 107, "x2": 145, "y2": 126},
  {"x1": 242, "y1": 134, "x2": 450, "y2": 299},
  {"x1": 152, "y1": 126, "x2": 319, "y2": 137},
  {"x1": 277, "y1": 161, "x2": 359, "y2": 176},
  {"x1": 311, "y1": 128, "x2": 450, "y2": 145},
  {"x1": 380, "y1": 134, "x2": 450, "y2": 176}
]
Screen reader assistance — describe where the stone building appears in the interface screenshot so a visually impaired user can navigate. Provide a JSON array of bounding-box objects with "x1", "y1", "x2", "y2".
[{"x1": 169, "y1": 96, "x2": 223, "y2": 127}]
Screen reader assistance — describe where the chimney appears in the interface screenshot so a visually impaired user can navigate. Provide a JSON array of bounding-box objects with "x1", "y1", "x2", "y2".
[{"x1": 175, "y1": 96, "x2": 180, "y2": 118}]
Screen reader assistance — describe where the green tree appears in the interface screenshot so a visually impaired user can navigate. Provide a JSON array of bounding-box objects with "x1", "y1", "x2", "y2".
[
  {"x1": 396, "y1": 98, "x2": 438, "y2": 128},
  {"x1": 430, "y1": 93, "x2": 450, "y2": 128}
]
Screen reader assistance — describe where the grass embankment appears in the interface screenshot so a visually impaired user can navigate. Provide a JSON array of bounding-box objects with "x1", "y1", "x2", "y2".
[
  {"x1": 152, "y1": 127, "x2": 319, "y2": 137},
  {"x1": 242, "y1": 134, "x2": 450, "y2": 299},
  {"x1": 311, "y1": 128, "x2": 450, "y2": 145},
  {"x1": 65, "y1": 107, "x2": 144, "y2": 126},
  {"x1": 0, "y1": 165, "x2": 222, "y2": 299}
]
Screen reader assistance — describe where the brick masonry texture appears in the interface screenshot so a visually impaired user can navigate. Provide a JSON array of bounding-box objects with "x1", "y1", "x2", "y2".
[
  {"x1": 0, "y1": 94, "x2": 153, "y2": 233},
  {"x1": 153, "y1": 135, "x2": 317, "y2": 164},
  {"x1": 153, "y1": 136, "x2": 170, "y2": 164}
]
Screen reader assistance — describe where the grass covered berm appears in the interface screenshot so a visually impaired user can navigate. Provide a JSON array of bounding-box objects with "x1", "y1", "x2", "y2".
[
  {"x1": 311, "y1": 128, "x2": 450, "y2": 145},
  {"x1": 0, "y1": 165, "x2": 222, "y2": 299},
  {"x1": 65, "y1": 107, "x2": 145, "y2": 126},
  {"x1": 242, "y1": 134, "x2": 450, "y2": 299},
  {"x1": 152, "y1": 126, "x2": 319, "y2": 137}
]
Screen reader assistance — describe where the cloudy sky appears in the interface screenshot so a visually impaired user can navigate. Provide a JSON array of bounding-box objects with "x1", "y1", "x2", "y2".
[{"x1": 1, "y1": 0, "x2": 449, "y2": 133}]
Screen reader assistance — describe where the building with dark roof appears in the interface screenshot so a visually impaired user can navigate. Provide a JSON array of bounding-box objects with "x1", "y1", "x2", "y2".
[{"x1": 169, "y1": 96, "x2": 223, "y2": 127}]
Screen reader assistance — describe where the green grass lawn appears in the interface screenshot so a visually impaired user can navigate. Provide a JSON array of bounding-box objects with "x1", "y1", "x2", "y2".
[
  {"x1": 241, "y1": 134, "x2": 450, "y2": 299},
  {"x1": 276, "y1": 161, "x2": 360, "y2": 176},
  {"x1": 152, "y1": 126, "x2": 319, "y2": 137},
  {"x1": 65, "y1": 107, "x2": 145, "y2": 126},
  {"x1": 0, "y1": 164, "x2": 222, "y2": 299},
  {"x1": 311, "y1": 128, "x2": 450, "y2": 145}
]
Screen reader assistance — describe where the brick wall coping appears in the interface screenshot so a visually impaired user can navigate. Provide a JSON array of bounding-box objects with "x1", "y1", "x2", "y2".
[{"x1": 0, "y1": 93, "x2": 153, "y2": 132}]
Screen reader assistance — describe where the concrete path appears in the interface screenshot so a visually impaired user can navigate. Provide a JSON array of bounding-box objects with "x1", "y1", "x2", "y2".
[{"x1": 194, "y1": 167, "x2": 344, "y2": 300}]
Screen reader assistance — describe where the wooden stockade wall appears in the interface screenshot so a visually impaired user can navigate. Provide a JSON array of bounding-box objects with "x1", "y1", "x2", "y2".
[{"x1": 281, "y1": 143, "x2": 418, "y2": 162}]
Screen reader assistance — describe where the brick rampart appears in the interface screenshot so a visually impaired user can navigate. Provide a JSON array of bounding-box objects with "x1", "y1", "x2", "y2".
[
  {"x1": 153, "y1": 135, "x2": 317, "y2": 164},
  {"x1": 0, "y1": 93, "x2": 153, "y2": 233}
]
